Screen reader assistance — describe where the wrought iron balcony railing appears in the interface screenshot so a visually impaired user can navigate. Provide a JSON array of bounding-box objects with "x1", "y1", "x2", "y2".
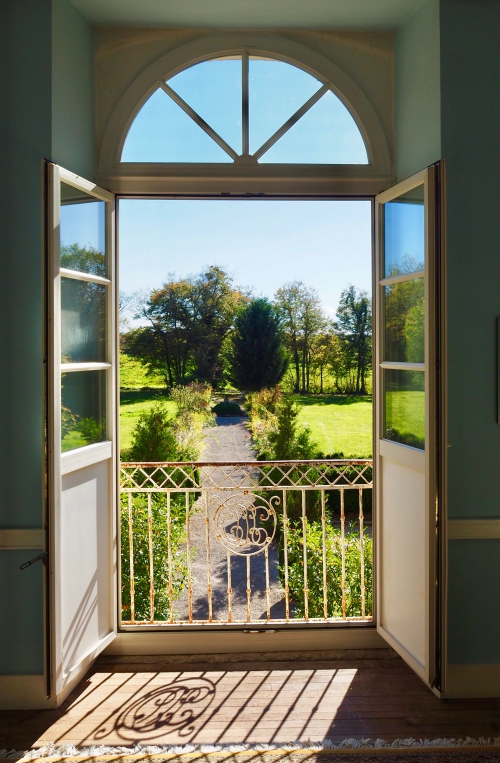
[{"x1": 120, "y1": 460, "x2": 373, "y2": 627}]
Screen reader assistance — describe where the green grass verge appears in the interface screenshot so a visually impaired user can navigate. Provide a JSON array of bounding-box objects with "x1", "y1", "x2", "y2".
[
  {"x1": 294, "y1": 394, "x2": 372, "y2": 458},
  {"x1": 120, "y1": 354, "x2": 175, "y2": 452},
  {"x1": 120, "y1": 389, "x2": 177, "y2": 452},
  {"x1": 120, "y1": 353, "x2": 164, "y2": 389},
  {"x1": 385, "y1": 390, "x2": 425, "y2": 447}
]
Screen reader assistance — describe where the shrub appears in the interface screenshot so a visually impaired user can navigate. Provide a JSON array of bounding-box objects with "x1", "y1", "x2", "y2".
[
  {"x1": 212, "y1": 401, "x2": 243, "y2": 416},
  {"x1": 120, "y1": 491, "x2": 192, "y2": 621},
  {"x1": 246, "y1": 387, "x2": 317, "y2": 462},
  {"x1": 282, "y1": 518, "x2": 372, "y2": 619},
  {"x1": 170, "y1": 382, "x2": 215, "y2": 426},
  {"x1": 61, "y1": 405, "x2": 78, "y2": 439},
  {"x1": 268, "y1": 395, "x2": 317, "y2": 460},
  {"x1": 78, "y1": 417, "x2": 106, "y2": 444},
  {"x1": 122, "y1": 402, "x2": 180, "y2": 462}
]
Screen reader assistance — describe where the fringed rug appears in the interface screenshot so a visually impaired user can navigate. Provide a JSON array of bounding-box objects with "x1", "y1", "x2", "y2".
[{"x1": 2, "y1": 740, "x2": 500, "y2": 763}]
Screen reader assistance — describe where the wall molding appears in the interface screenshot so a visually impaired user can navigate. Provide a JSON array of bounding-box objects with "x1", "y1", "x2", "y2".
[
  {"x1": 0, "y1": 529, "x2": 45, "y2": 549},
  {"x1": 448, "y1": 519, "x2": 500, "y2": 540}
]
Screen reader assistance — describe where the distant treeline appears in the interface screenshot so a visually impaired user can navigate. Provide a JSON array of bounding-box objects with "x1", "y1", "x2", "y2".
[{"x1": 120, "y1": 264, "x2": 372, "y2": 395}]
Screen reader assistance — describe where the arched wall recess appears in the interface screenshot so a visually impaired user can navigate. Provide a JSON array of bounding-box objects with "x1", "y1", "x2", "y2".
[{"x1": 97, "y1": 33, "x2": 394, "y2": 195}]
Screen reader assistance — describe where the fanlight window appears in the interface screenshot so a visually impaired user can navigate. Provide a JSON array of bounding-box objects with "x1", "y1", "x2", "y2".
[{"x1": 122, "y1": 55, "x2": 368, "y2": 164}]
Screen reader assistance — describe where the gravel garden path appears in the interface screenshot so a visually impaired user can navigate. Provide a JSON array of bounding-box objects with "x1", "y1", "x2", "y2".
[{"x1": 174, "y1": 416, "x2": 286, "y2": 624}]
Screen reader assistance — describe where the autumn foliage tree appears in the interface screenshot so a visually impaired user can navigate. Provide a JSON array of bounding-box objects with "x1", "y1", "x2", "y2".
[{"x1": 123, "y1": 266, "x2": 246, "y2": 387}]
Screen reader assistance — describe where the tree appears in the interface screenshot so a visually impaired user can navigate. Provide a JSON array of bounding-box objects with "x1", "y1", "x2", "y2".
[
  {"x1": 227, "y1": 298, "x2": 288, "y2": 391},
  {"x1": 309, "y1": 330, "x2": 335, "y2": 394},
  {"x1": 122, "y1": 266, "x2": 246, "y2": 387},
  {"x1": 60, "y1": 243, "x2": 106, "y2": 276},
  {"x1": 385, "y1": 277, "x2": 424, "y2": 363},
  {"x1": 334, "y1": 286, "x2": 372, "y2": 395},
  {"x1": 60, "y1": 244, "x2": 106, "y2": 363},
  {"x1": 274, "y1": 281, "x2": 326, "y2": 393}
]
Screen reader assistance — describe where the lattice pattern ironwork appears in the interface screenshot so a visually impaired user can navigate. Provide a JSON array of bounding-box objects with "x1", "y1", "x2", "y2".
[
  {"x1": 120, "y1": 459, "x2": 372, "y2": 491},
  {"x1": 120, "y1": 460, "x2": 373, "y2": 628}
]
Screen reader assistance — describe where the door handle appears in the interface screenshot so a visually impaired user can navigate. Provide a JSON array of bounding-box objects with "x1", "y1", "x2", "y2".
[{"x1": 20, "y1": 551, "x2": 47, "y2": 570}]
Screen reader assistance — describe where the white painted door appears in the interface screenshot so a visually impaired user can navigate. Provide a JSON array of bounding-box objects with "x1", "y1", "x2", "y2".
[
  {"x1": 48, "y1": 164, "x2": 117, "y2": 701},
  {"x1": 375, "y1": 167, "x2": 439, "y2": 686}
]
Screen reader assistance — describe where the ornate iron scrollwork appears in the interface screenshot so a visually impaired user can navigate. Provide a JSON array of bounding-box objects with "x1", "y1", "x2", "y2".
[{"x1": 213, "y1": 493, "x2": 279, "y2": 556}]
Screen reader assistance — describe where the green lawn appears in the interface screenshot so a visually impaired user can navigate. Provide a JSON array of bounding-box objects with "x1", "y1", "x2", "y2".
[
  {"x1": 385, "y1": 390, "x2": 425, "y2": 448},
  {"x1": 119, "y1": 354, "x2": 373, "y2": 458},
  {"x1": 120, "y1": 389, "x2": 177, "y2": 451},
  {"x1": 120, "y1": 354, "x2": 175, "y2": 451},
  {"x1": 295, "y1": 395, "x2": 372, "y2": 458},
  {"x1": 120, "y1": 353, "x2": 165, "y2": 389}
]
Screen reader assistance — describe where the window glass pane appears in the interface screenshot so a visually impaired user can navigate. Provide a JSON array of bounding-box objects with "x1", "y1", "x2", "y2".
[
  {"x1": 168, "y1": 58, "x2": 241, "y2": 154},
  {"x1": 60, "y1": 182, "x2": 106, "y2": 277},
  {"x1": 384, "y1": 278, "x2": 424, "y2": 363},
  {"x1": 384, "y1": 369, "x2": 425, "y2": 450},
  {"x1": 260, "y1": 91, "x2": 368, "y2": 164},
  {"x1": 61, "y1": 278, "x2": 106, "y2": 363},
  {"x1": 121, "y1": 88, "x2": 231, "y2": 163},
  {"x1": 61, "y1": 370, "x2": 107, "y2": 452},
  {"x1": 383, "y1": 185, "x2": 424, "y2": 278},
  {"x1": 249, "y1": 58, "x2": 322, "y2": 155}
]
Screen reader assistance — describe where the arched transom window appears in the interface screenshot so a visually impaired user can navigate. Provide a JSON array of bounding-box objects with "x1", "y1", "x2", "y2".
[{"x1": 122, "y1": 54, "x2": 369, "y2": 165}]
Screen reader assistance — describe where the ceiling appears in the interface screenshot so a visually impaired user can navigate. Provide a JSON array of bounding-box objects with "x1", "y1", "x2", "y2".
[{"x1": 70, "y1": 0, "x2": 430, "y2": 30}]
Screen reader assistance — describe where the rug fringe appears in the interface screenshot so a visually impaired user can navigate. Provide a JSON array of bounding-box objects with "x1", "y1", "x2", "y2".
[{"x1": 2, "y1": 737, "x2": 500, "y2": 761}]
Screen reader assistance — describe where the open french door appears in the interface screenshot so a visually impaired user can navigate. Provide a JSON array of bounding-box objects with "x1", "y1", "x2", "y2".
[
  {"x1": 47, "y1": 164, "x2": 117, "y2": 702},
  {"x1": 375, "y1": 166, "x2": 441, "y2": 687}
]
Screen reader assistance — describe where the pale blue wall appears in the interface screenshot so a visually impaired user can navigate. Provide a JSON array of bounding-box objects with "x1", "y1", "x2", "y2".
[
  {"x1": 0, "y1": 552, "x2": 44, "y2": 674},
  {"x1": 394, "y1": 0, "x2": 441, "y2": 181},
  {"x1": 394, "y1": 0, "x2": 500, "y2": 668},
  {"x1": 440, "y1": 0, "x2": 500, "y2": 664},
  {"x1": 52, "y1": 0, "x2": 95, "y2": 180},
  {"x1": 441, "y1": 0, "x2": 500, "y2": 522},
  {"x1": 0, "y1": 0, "x2": 95, "y2": 679},
  {"x1": 0, "y1": 0, "x2": 52, "y2": 678},
  {"x1": 448, "y1": 540, "x2": 500, "y2": 664}
]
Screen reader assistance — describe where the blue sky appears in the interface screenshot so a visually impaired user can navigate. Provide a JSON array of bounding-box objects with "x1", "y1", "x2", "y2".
[
  {"x1": 60, "y1": 199, "x2": 105, "y2": 253},
  {"x1": 118, "y1": 199, "x2": 372, "y2": 321},
  {"x1": 122, "y1": 57, "x2": 368, "y2": 164},
  {"x1": 63, "y1": 58, "x2": 376, "y2": 320}
]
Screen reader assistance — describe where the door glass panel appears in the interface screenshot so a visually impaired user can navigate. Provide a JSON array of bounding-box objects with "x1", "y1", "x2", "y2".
[
  {"x1": 383, "y1": 184, "x2": 424, "y2": 278},
  {"x1": 167, "y1": 58, "x2": 242, "y2": 154},
  {"x1": 384, "y1": 278, "x2": 424, "y2": 363},
  {"x1": 261, "y1": 90, "x2": 368, "y2": 164},
  {"x1": 60, "y1": 182, "x2": 106, "y2": 276},
  {"x1": 384, "y1": 368, "x2": 425, "y2": 450},
  {"x1": 61, "y1": 278, "x2": 107, "y2": 363},
  {"x1": 61, "y1": 370, "x2": 107, "y2": 452},
  {"x1": 121, "y1": 88, "x2": 231, "y2": 163}
]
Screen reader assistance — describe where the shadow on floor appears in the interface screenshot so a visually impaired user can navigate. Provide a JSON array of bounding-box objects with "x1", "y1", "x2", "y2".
[{"x1": 2, "y1": 653, "x2": 500, "y2": 750}]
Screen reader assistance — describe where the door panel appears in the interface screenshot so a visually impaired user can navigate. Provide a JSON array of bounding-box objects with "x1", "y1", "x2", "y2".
[
  {"x1": 48, "y1": 164, "x2": 117, "y2": 701},
  {"x1": 380, "y1": 448, "x2": 426, "y2": 668},
  {"x1": 375, "y1": 166, "x2": 438, "y2": 686},
  {"x1": 61, "y1": 461, "x2": 112, "y2": 677}
]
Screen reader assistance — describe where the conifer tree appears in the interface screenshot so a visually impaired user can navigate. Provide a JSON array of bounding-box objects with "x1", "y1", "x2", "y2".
[{"x1": 228, "y1": 298, "x2": 288, "y2": 391}]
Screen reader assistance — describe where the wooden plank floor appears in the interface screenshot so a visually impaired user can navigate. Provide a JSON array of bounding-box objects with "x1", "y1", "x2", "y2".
[{"x1": 2, "y1": 653, "x2": 500, "y2": 751}]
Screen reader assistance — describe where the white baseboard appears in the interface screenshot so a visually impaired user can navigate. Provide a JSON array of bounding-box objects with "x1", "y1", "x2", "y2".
[
  {"x1": 445, "y1": 664, "x2": 500, "y2": 697},
  {"x1": 104, "y1": 627, "x2": 386, "y2": 656}
]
